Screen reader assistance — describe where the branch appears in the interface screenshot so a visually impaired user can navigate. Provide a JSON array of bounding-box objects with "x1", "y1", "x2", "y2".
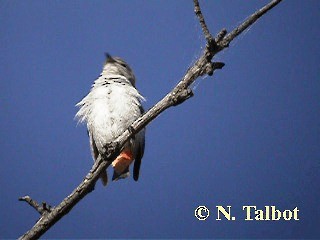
[
  {"x1": 19, "y1": 0, "x2": 283, "y2": 239},
  {"x1": 193, "y1": 0, "x2": 213, "y2": 44},
  {"x1": 219, "y1": 0, "x2": 283, "y2": 48}
]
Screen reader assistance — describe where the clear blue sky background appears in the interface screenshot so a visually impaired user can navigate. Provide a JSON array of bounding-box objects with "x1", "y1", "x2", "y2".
[{"x1": 1, "y1": 0, "x2": 319, "y2": 239}]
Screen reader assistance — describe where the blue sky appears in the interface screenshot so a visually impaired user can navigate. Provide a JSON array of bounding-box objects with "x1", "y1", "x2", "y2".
[{"x1": 1, "y1": 0, "x2": 319, "y2": 238}]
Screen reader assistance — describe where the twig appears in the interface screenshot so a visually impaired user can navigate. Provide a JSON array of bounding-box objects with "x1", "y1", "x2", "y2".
[
  {"x1": 19, "y1": 196, "x2": 52, "y2": 215},
  {"x1": 193, "y1": 0, "x2": 213, "y2": 44},
  {"x1": 18, "y1": 0, "x2": 283, "y2": 239}
]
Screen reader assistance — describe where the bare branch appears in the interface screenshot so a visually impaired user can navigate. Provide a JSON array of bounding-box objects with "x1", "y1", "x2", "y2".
[
  {"x1": 220, "y1": 0, "x2": 283, "y2": 48},
  {"x1": 19, "y1": 156, "x2": 110, "y2": 240},
  {"x1": 18, "y1": 1, "x2": 283, "y2": 239}
]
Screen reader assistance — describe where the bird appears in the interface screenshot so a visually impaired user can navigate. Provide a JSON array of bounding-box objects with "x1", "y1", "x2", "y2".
[{"x1": 75, "y1": 53, "x2": 145, "y2": 186}]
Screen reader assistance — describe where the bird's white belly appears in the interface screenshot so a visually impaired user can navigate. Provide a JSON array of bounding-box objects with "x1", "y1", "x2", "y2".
[{"x1": 88, "y1": 85, "x2": 141, "y2": 151}]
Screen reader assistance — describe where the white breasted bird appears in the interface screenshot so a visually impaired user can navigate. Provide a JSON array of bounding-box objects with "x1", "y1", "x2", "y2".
[{"x1": 75, "y1": 54, "x2": 145, "y2": 186}]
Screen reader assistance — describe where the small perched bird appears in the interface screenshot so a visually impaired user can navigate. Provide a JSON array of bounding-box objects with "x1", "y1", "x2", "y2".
[{"x1": 75, "y1": 54, "x2": 145, "y2": 186}]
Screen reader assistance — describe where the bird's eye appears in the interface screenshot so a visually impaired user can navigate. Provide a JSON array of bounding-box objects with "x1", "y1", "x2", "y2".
[{"x1": 120, "y1": 63, "x2": 127, "y2": 68}]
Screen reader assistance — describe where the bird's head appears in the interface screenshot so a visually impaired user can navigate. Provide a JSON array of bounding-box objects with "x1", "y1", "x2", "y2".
[{"x1": 103, "y1": 53, "x2": 136, "y2": 87}]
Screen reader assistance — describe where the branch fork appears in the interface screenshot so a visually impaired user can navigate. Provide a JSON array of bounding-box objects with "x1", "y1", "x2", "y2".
[{"x1": 19, "y1": 196, "x2": 53, "y2": 216}]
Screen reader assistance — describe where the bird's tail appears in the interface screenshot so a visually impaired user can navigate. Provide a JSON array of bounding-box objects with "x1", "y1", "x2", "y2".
[{"x1": 100, "y1": 170, "x2": 108, "y2": 186}]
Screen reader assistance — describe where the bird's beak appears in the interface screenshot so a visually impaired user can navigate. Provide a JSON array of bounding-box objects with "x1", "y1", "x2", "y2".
[{"x1": 105, "y1": 53, "x2": 115, "y2": 63}]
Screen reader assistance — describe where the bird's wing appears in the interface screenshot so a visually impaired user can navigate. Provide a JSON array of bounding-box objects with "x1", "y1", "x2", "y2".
[
  {"x1": 88, "y1": 130, "x2": 108, "y2": 185},
  {"x1": 88, "y1": 130, "x2": 99, "y2": 161}
]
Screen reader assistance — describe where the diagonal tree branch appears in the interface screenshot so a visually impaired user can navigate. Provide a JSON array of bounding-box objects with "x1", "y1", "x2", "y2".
[
  {"x1": 220, "y1": 0, "x2": 283, "y2": 48},
  {"x1": 18, "y1": 0, "x2": 283, "y2": 239}
]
